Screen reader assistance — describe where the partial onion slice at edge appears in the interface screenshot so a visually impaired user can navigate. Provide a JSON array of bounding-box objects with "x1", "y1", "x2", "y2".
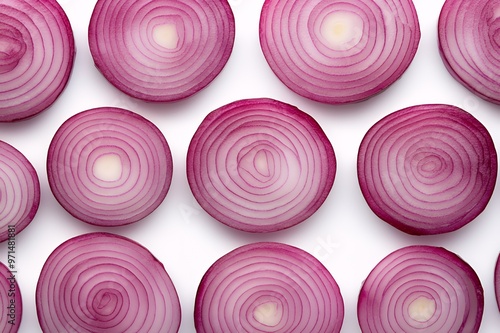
[{"x1": 0, "y1": 261, "x2": 22, "y2": 332}]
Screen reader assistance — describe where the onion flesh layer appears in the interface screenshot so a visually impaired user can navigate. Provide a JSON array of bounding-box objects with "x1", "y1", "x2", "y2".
[
  {"x1": 358, "y1": 245, "x2": 484, "y2": 333},
  {"x1": 0, "y1": 261, "x2": 22, "y2": 332},
  {"x1": 0, "y1": 0, "x2": 75, "y2": 121},
  {"x1": 259, "y1": 0, "x2": 420, "y2": 104},
  {"x1": 36, "y1": 232, "x2": 181, "y2": 333},
  {"x1": 47, "y1": 107, "x2": 173, "y2": 227},
  {"x1": 195, "y1": 242, "x2": 344, "y2": 333},
  {"x1": 187, "y1": 98, "x2": 336, "y2": 233},
  {"x1": 357, "y1": 104, "x2": 497, "y2": 235}
]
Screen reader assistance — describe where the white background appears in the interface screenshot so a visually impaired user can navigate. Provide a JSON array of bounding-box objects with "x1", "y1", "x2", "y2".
[{"x1": 1, "y1": 0, "x2": 499, "y2": 332}]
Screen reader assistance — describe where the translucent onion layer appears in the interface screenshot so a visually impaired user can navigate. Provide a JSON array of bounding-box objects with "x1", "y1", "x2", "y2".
[
  {"x1": 358, "y1": 245, "x2": 484, "y2": 332},
  {"x1": 36, "y1": 232, "x2": 181, "y2": 333},
  {"x1": 259, "y1": 0, "x2": 420, "y2": 104},
  {"x1": 0, "y1": 261, "x2": 22, "y2": 332},
  {"x1": 47, "y1": 107, "x2": 173, "y2": 227},
  {"x1": 187, "y1": 98, "x2": 336, "y2": 233},
  {"x1": 438, "y1": 0, "x2": 500, "y2": 104},
  {"x1": 195, "y1": 242, "x2": 344, "y2": 333},
  {"x1": 358, "y1": 104, "x2": 497, "y2": 235},
  {"x1": 89, "y1": 0, "x2": 235, "y2": 102},
  {"x1": 0, "y1": 0, "x2": 75, "y2": 121}
]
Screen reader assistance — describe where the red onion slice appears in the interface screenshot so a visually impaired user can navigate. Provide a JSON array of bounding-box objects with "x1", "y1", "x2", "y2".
[
  {"x1": 187, "y1": 98, "x2": 336, "y2": 233},
  {"x1": 47, "y1": 107, "x2": 173, "y2": 227},
  {"x1": 259, "y1": 0, "x2": 420, "y2": 104},
  {"x1": 195, "y1": 242, "x2": 344, "y2": 333},
  {"x1": 36, "y1": 232, "x2": 181, "y2": 333},
  {"x1": 89, "y1": 0, "x2": 235, "y2": 102},
  {"x1": 0, "y1": 261, "x2": 22, "y2": 332},
  {"x1": 0, "y1": 0, "x2": 75, "y2": 121},
  {"x1": 0, "y1": 141, "x2": 40, "y2": 242},
  {"x1": 357, "y1": 104, "x2": 497, "y2": 235},
  {"x1": 438, "y1": 0, "x2": 500, "y2": 104},
  {"x1": 358, "y1": 245, "x2": 484, "y2": 332},
  {"x1": 495, "y1": 254, "x2": 500, "y2": 311}
]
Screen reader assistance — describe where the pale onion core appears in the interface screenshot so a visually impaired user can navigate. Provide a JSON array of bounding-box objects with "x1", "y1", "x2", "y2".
[
  {"x1": 0, "y1": 0, "x2": 75, "y2": 121},
  {"x1": 0, "y1": 140, "x2": 40, "y2": 242},
  {"x1": 357, "y1": 104, "x2": 497, "y2": 235},
  {"x1": 194, "y1": 242, "x2": 344, "y2": 333},
  {"x1": 47, "y1": 107, "x2": 173, "y2": 226},
  {"x1": 36, "y1": 232, "x2": 181, "y2": 333},
  {"x1": 187, "y1": 98, "x2": 336, "y2": 232},
  {"x1": 358, "y1": 245, "x2": 484, "y2": 333}
]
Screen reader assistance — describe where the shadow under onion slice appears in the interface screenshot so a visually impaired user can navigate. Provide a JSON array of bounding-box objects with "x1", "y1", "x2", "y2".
[
  {"x1": 438, "y1": 0, "x2": 500, "y2": 104},
  {"x1": 358, "y1": 245, "x2": 484, "y2": 333},
  {"x1": 88, "y1": 0, "x2": 235, "y2": 102},
  {"x1": 0, "y1": 141, "x2": 40, "y2": 242},
  {"x1": 0, "y1": 0, "x2": 75, "y2": 122},
  {"x1": 357, "y1": 104, "x2": 497, "y2": 235},
  {"x1": 36, "y1": 232, "x2": 181, "y2": 333},
  {"x1": 259, "y1": 0, "x2": 420, "y2": 104},
  {"x1": 187, "y1": 98, "x2": 336, "y2": 233},
  {"x1": 195, "y1": 242, "x2": 344, "y2": 333},
  {"x1": 0, "y1": 261, "x2": 22, "y2": 332},
  {"x1": 47, "y1": 107, "x2": 173, "y2": 227}
]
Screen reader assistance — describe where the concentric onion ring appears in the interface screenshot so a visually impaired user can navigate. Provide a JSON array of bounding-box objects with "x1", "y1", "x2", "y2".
[
  {"x1": 195, "y1": 242, "x2": 344, "y2": 333},
  {"x1": 358, "y1": 245, "x2": 484, "y2": 332},
  {"x1": 36, "y1": 232, "x2": 181, "y2": 333},
  {"x1": 259, "y1": 0, "x2": 420, "y2": 104},
  {"x1": 0, "y1": 140, "x2": 40, "y2": 242},
  {"x1": 357, "y1": 104, "x2": 497, "y2": 235},
  {"x1": 0, "y1": 261, "x2": 22, "y2": 332},
  {"x1": 47, "y1": 107, "x2": 173, "y2": 227},
  {"x1": 89, "y1": 0, "x2": 235, "y2": 102},
  {"x1": 0, "y1": 0, "x2": 75, "y2": 121},
  {"x1": 187, "y1": 98, "x2": 336, "y2": 233},
  {"x1": 438, "y1": 0, "x2": 500, "y2": 104}
]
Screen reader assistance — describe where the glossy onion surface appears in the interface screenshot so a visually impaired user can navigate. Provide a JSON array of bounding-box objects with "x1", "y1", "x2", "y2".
[
  {"x1": 0, "y1": 141, "x2": 40, "y2": 242},
  {"x1": 195, "y1": 242, "x2": 344, "y2": 333},
  {"x1": 358, "y1": 104, "x2": 497, "y2": 235},
  {"x1": 358, "y1": 245, "x2": 484, "y2": 332},
  {"x1": 36, "y1": 232, "x2": 181, "y2": 333},
  {"x1": 89, "y1": 0, "x2": 235, "y2": 102},
  {"x1": 0, "y1": 0, "x2": 75, "y2": 121},
  {"x1": 259, "y1": 0, "x2": 420, "y2": 104},
  {"x1": 0, "y1": 261, "x2": 22, "y2": 332},
  {"x1": 439, "y1": 0, "x2": 500, "y2": 104},
  {"x1": 187, "y1": 98, "x2": 336, "y2": 233},
  {"x1": 47, "y1": 107, "x2": 173, "y2": 227}
]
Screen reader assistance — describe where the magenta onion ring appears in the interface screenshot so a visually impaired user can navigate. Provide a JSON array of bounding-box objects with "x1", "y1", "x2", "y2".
[
  {"x1": 0, "y1": 261, "x2": 22, "y2": 332},
  {"x1": 0, "y1": 0, "x2": 75, "y2": 121},
  {"x1": 358, "y1": 245, "x2": 484, "y2": 332},
  {"x1": 187, "y1": 98, "x2": 336, "y2": 233},
  {"x1": 495, "y1": 254, "x2": 500, "y2": 311},
  {"x1": 36, "y1": 232, "x2": 181, "y2": 332},
  {"x1": 438, "y1": 0, "x2": 500, "y2": 104},
  {"x1": 357, "y1": 104, "x2": 497, "y2": 235},
  {"x1": 89, "y1": 0, "x2": 235, "y2": 102},
  {"x1": 47, "y1": 107, "x2": 173, "y2": 227},
  {"x1": 259, "y1": 0, "x2": 420, "y2": 104},
  {"x1": 0, "y1": 140, "x2": 40, "y2": 242},
  {"x1": 195, "y1": 242, "x2": 344, "y2": 332}
]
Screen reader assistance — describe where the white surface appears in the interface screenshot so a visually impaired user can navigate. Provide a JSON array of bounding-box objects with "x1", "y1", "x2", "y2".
[{"x1": 1, "y1": 0, "x2": 499, "y2": 332}]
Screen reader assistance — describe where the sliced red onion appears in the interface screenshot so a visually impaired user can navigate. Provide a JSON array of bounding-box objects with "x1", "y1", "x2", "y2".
[
  {"x1": 259, "y1": 0, "x2": 420, "y2": 104},
  {"x1": 89, "y1": 0, "x2": 235, "y2": 102},
  {"x1": 358, "y1": 245, "x2": 484, "y2": 332},
  {"x1": 438, "y1": 0, "x2": 500, "y2": 104},
  {"x1": 36, "y1": 232, "x2": 181, "y2": 332},
  {"x1": 0, "y1": 261, "x2": 22, "y2": 332},
  {"x1": 195, "y1": 242, "x2": 344, "y2": 333},
  {"x1": 0, "y1": 0, "x2": 75, "y2": 122},
  {"x1": 495, "y1": 254, "x2": 500, "y2": 311},
  {"x1": 0, "y1": 141, "x2": 40, "y2": 242},
  {"x1": 187, "y1": 98, "x2": 336, "y2": 233},
  {"x1": 47, "y1": 107, "x2": 172, "y2": 227},
  {"x1": 357, "y1": 104, "x2": 497, "y2": 235}
]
